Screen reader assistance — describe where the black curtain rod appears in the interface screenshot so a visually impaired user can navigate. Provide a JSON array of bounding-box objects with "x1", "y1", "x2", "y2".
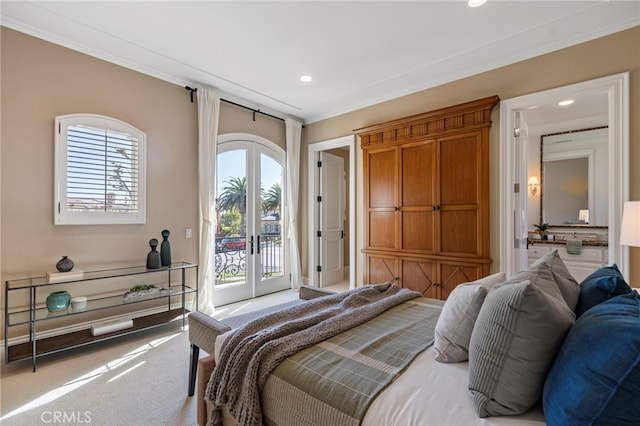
[{"x1": 184, "y1": 86, "x2": 284, "y2": 123}]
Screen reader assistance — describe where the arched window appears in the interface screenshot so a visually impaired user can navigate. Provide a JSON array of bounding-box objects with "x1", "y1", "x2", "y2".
[{"x1": 54, "y1": 114, "x2": 146, "y2": 225}]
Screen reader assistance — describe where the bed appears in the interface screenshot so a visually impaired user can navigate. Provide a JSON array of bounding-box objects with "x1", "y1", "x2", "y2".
[{"x1": 197, "y1": 250, "x2": 640, "y2": 426}]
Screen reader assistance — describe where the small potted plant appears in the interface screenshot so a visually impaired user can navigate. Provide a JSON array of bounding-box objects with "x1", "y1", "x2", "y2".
[
  {"x1": 534, "y1": 222, "x2": 549, "y2": 238},
  {"x1": 123, "y1": 284, "x2": 172, "y2": 303}
]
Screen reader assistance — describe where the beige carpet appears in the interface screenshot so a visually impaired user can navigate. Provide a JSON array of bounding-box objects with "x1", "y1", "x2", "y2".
[{"x1": 1, "y1": 323, "x2": 197, "y2": 426}]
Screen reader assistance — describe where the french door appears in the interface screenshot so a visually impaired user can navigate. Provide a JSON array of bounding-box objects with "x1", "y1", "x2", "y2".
[{"x1": 213, "y1": 137, "x2": 289, "y2": 306}]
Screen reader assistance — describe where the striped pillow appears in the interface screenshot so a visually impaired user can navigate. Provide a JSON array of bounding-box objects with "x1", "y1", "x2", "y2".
[{"x1": 468, "y1": 278, "x2": 575, "y2": 417}]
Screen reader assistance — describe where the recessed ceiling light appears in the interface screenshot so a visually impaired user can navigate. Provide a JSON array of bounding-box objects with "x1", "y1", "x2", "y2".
[
  {"x1": 300, "y1": 75, "x2": 313, "y2": 83},
  {"x1": 558, "y1": 99, "x2": 575, "y2": 106},
  {"x1": 468, "y1": 0, "x2": 487, "y2": 7}
]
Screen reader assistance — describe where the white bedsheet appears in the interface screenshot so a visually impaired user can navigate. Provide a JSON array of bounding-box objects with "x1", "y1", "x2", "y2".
[
  {"x1": 362, "y1": 346, "x2": 546, "y2": 425},
  {"x1": 214, "y1": 333, "x2": 547, "y2": 426}
]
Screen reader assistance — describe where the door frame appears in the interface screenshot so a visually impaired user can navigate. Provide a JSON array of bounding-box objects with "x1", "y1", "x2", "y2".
[
  {"x1": 499, "y1": 72, "x2": 629, "y2": 278},
  {"x1": 307, "y1": 135, "x2": 356, "y2": 289}
]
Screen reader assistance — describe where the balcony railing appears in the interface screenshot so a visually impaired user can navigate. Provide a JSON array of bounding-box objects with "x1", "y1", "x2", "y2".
[{"x1": 214, "y1": 235, "x2": 283, "y2": 284}]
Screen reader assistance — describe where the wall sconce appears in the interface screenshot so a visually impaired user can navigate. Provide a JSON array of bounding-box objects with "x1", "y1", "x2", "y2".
[
  {"x1": 528, "y1": 176, "x2": 540, "y2": 196},
  {"x1": 579, "y1": 209, "x2": 590, "y2": 223}
]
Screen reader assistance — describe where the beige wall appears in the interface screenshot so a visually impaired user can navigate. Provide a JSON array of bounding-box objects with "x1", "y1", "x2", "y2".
[
  {"x1": 0, "y1": 28, "x2": 285, "y2": 320},
  {"x1": 1, "y1": 28, "x2": 197, "y2": 283},
  {"x1": 218, "y1": 102, "x2": 286, "y2": 149},
  {"x1": 303, "y1": 26, "x2": 640, "y2": 285}
]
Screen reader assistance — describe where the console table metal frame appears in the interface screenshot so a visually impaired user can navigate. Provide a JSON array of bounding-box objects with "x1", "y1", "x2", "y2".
[{"x1": 4, "y1": 262, "x2": 198, "y2": 371}]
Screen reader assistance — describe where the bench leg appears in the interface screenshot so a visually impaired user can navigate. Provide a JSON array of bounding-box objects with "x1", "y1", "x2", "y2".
[{"x1": 188, "y1": 343, "x2": 200, "y2": 396}]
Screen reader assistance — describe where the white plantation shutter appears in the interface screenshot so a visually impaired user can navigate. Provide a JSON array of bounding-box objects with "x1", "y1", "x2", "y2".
[{"x1": 55, "y1": 114, "x2": 146, "y2": 225}]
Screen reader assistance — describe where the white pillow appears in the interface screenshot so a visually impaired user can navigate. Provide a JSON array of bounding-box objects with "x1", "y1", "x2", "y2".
[{"x1": 433, "y1": 272, "x2": 506, "y2": 363}]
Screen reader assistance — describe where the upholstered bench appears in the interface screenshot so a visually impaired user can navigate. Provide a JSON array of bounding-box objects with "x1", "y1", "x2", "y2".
[{"x1": 187, "y1": 285, "x2": 337, "y2": 397}]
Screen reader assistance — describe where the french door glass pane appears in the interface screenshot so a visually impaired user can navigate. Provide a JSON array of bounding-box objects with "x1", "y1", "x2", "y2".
[
  {"x1": 260, "y1": 153, "x2": 284, "y2": 283},
  {"x1": 215, "y1": 149, "x2": 248, "y2": 288}
]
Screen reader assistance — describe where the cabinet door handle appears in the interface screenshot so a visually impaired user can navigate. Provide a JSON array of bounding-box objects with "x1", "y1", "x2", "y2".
[
  {"x1": 250, "y1": 235, "x2": 254, "y2": 255},
  {"x1": 395, "y1": 206, "x2": 399, "y2": 211},
  {"x1": 257, "y1": 235, "x2": 261, "y2": 254}
]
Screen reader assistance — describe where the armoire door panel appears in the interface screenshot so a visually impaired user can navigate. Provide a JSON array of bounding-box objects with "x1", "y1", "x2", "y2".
[
  {"x1": 439, "y1": 133, "x2": 480, "y2": 206},
  {"x1": 401, "y1": 142, "x2": 435, "y2": 207},
  {"x1": 402, "y1": 211, "x2": 435, "y2": 252},
  {"x1": 366, "y1": 254, "x2": 397, "y2": 285},
  {"x1": 401, "y1": 258, "x2": 437, "y2": 298},
  {"x1": 369, "y1": 211, "x2": 396, "y2": 249},
  {"x1": 440, "y1": 210, "x2": 479, "y2": 255},
  {"x1": 439, "y1": 262, "x2": 483, "y2": 299},
  {"x1": 367, "y1": 149, "x2": 397, "y2": 208}
]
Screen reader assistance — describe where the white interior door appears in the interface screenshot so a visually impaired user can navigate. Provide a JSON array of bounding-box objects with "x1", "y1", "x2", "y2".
[{"x1": 319, "y1": 152, "x2": 345, "y2": 286}]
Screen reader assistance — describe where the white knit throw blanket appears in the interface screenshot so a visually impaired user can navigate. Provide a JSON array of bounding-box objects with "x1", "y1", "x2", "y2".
[{"x1": 206, "y1": 283, "x2": 420, "y2": 426}]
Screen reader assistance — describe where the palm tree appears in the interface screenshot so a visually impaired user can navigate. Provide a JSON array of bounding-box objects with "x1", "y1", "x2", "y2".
[
  {"x1": 262, "y1": 182, "x2": 281, "y2": 214},
  {"x1": 218, "y1": 177, "x2": 247, "y2": 235}
]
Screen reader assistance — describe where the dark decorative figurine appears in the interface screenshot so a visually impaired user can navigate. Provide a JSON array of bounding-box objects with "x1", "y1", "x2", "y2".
[
  {"x1": 160, "y1": 229, "x2": 171, "y2": 267},
  {"x1": 146, "y1": 238, "x2": 161, "y2": 269},
  {"x1": 56, "y1": 256, "x2": 74, "y2": 272}
]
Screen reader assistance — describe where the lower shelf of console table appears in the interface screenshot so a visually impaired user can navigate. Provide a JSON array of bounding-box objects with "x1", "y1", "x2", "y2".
[{"x1": 7, "y1": 308, "x2": 189, "y2": 366}]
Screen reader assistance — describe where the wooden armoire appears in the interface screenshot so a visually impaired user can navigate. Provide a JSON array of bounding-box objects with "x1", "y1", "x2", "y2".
[{"x1": 356, "y1": 96, "x2": 499, "y2": 300}]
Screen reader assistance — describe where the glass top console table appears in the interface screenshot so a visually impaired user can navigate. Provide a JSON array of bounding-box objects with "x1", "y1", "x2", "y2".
[{"x1": 4, "y1": 262, "x2": 198, "y2": 371}]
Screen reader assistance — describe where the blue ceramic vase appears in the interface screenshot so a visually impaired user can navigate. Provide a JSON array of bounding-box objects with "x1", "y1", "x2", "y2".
[{"x1": 46, "y1": 290, "x2": 71, "y2": 312}]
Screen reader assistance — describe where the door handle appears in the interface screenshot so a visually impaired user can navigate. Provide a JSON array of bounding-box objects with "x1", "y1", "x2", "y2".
[
  {"x1": 250, "y1": 235, "x2": 254, "y2": 255},
  {"x1": 257, "y1": 235, "x2": 261, "y2": 254}
]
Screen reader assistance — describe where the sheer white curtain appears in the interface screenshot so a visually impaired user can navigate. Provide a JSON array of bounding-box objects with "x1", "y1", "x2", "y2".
[
  {"x1": 197, "y1": 88, "x2": 220, "y2": 314},
  {"x1": 285, "y1": 118, "x2": 303, "y2": 289}
]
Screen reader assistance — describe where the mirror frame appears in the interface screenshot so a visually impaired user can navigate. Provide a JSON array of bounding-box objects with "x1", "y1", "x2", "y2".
[{"x1": 539, "y1": 126, "x2": 608, "y2": 227}]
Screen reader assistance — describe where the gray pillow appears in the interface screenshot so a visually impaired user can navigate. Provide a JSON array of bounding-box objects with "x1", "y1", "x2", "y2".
[
  {"x1": 529, "y1": 249, "x2": 579, "y2": 310},
  {"x1": 500, "y1": 251, "x2": 572, "y2": 306},
  {"x1": 468, "y1": 280, "x2": 575, "y2": 417},
  {"x1": 434, "y1": 272, "x2": 506, "y2": 363}
]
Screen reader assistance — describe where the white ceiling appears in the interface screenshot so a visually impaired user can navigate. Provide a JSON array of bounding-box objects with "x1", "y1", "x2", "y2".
[{"x1": 2, "y1": 1, "x2": 639, "y2": 124}]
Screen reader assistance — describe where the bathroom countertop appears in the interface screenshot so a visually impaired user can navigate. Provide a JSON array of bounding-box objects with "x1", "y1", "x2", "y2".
[{"x1": 527, "y1": 238, "x2": 608, "y2": 247}]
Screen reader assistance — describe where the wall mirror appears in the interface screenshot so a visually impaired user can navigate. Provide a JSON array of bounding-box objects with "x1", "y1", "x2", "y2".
[{"x1": 540, "y1": 126, "x2": 608, "y2": 227}]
